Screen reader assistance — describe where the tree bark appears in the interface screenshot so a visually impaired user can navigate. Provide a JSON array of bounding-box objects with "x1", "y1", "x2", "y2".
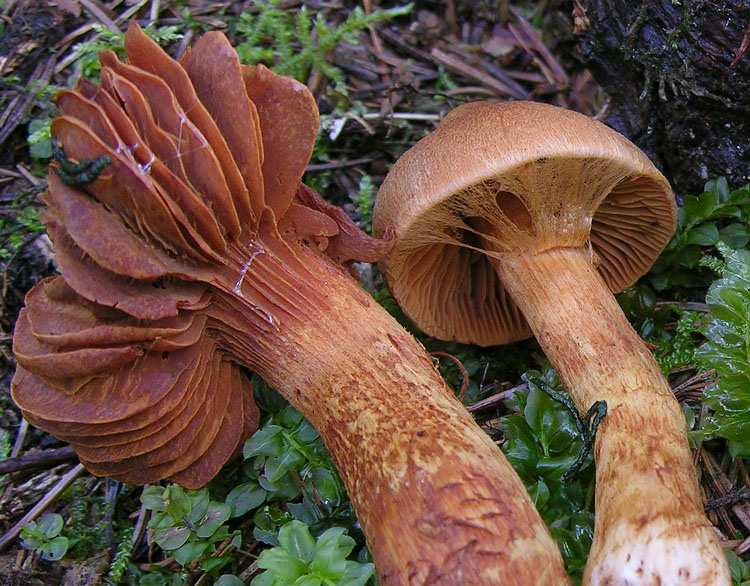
[{"x1": 576, "y1": 0, "x2": 750, "y2": 196}]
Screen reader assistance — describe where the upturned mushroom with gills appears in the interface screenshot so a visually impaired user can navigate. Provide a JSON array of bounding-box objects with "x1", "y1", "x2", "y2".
[
  {"x1": 11, "y1": 25, "x2": 572, "y2": 585},
  {"x1": 372, "y1": 101, "x2": 730, "y2": 586}
]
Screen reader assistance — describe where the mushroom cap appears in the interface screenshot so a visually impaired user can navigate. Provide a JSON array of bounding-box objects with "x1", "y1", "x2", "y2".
[
  {"x1": 11, "y1": 22, "x2": 391, "y2": 488},
  {"x1": 372, "y1": 101, "x2": 676, "y2": 346}
]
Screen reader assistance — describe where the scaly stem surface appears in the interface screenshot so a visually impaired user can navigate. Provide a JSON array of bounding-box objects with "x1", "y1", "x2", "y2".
[
  {"x1": 491, "y1": 246, "x2": 729, "y2": 586},
  {"x1": 211, "y1": 236, "x2": 571, "y2": 585}
]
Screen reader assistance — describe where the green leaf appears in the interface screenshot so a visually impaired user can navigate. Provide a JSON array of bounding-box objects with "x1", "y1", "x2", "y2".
[
  {"x1": 726, "y1": 550, "x2": 750, "y2": 582},
  {"x1": 20, "y1": 524, "x2": 44, "y2": 550},
  {"x1": 278, "y1": 520, "x2": 316, "y2": 564},
  {"x1": 226, "y1": 482, "x2": 267, "y2": 517},
  {"x1": 153, "y1": 525, "x2": 191, "y2": 551},
  {"x1": 37, "y1": 513, "x2": 64, "y2": 539},
  {"x1": 200, "y1": 556, "x2": 231, "y2": 572},
  {"x1": 718, "y1": 223, "x2": 750, "y2": 248},
  {"x1": 250, "y1": 571, "x2": 277, "y2": 586},
  {"x1": 256, "y1": 547, "x2": 308, "y2": 580},
  {"x1": 697, "y1": 247, "x2": 750, "y2": 456},
  {"x1": 196, "y1": 503, "x2": 231, "y2": 539},
  {"x1": 165, "y1": 485, "x2": 192, "y2": 522},
  {"x1": 310, "y1": 467, "x2": 342, "y2": 506},
  {"x1": 39, "y1": 536, "x2": 68, "y2": 561},
  {"x1": 684, "y1": 223, "x2": 719, "y2": 246},
  {"x1": 28, "y1": 118, "x2": 52, "y2": 159},
  {"x1": 216, "y1": 576, "x2": 246, "y2": 586},
  {"x1": 265, "y1": 446, "x2": 305, "y2": 483},
  {"x1": 712, "y1": 177, "x2": 731, "y2": 202},
  {"x1": 500, "y1": 414, "x2": 544, "y2": 479},
  {"x1": 244, "y1": 425, "x2": 284, "y2": 458},
  {"x1": 295, "y1": 419, "x2": 320, "y2": 444},
  {"x1": 254, "y1": 527, "x2": 282, "y2": 547},
  {"x1": 523, "y1": 383, "x2": 547, "y2": 436},
  {"x1": 174, "y1": 540, "x2": 209, "y2": 566},
  {"x1": 287, "y1": 499, "x2": 319, "y2": 526},
  {"x1": 280, "y1": 405, "x2": 304, "y2": 429},
  {"x1": 141, "y1": 486, "x2": 167, "y2": 512},
  {"x1": 148, "y1": 511, "x2": 174, "y2": 531},
  {"x1": 681, "y1": 190, "x2": 716, "y2": 223},
  {"x1": 338, "y1": 562, "x2": 375, "y2": 586},
  {"x1": 188, "y1": 488, "x2": 211, "y2": 525},
  {"x1": 292, "y1": 576, "x2": 322, "y2": 586},
  {"x1": 312, "y1": 528, "x2": 352, "y2": 579},
  {"x1": 529, "y1": 479, "x2": 550, "y2": 509}
]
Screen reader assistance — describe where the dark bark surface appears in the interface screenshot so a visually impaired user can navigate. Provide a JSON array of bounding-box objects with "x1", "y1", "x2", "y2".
[{"x1": 577, "y1": 0, "x2": 750, "y2": 196}]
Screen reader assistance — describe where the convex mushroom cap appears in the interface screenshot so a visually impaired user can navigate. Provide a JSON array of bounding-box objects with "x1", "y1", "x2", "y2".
[{"x1": 373, "y1": 100, "x2": 676, "y2": 346}]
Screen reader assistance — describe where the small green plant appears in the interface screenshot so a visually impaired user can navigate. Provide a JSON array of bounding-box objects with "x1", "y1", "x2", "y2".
[
  {"x1": 20, "y1": 513, "x2": 69, "y2": 561},
  {"x1": 651, "y1": 309, "x2": 705, "y2": 374},
  {"x1": 499, "y1": 368, "x2": 595, "y2": 583},
  {"x1": 59, "y1": 478, "x2": 115, "y2": 559},
  {"x1": 647, "y1": 178, "x2": 750, "y2": 294},
  {"x1": 251, "y1": 520, "x2": 374, "y2": 586},
  {"x1": 234, "y1": 1, "x2": 413, "y2": 94},
  {"x1": 106, "y1": 525, "x2": 134, "y2": 583},
  {"x1": 727, "y1": 550, "x2": 750, "y2": 585},
  {"x1": 67, "y1": 24, "x2": 126, "y2": 80},
  {"x1": 0, "y1": 203, "x2": 45, "y2": 260},
  {"x1": 141, "y1": 485, "x2": 240, "y2": 572},
  {"x1": 236, "y1": 391, "x2": 356, "y2": 545},
  {"x1": 352, "y1": 175, "x2": 375, "y2": 234},
  {"x1": 27, "y1": 118, "x2": 52, "y2": 160},
  {"x1": 695, "y1": 243, "x2": 750, "y2": 457}
]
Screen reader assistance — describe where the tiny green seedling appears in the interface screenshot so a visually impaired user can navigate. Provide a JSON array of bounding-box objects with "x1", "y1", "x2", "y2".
[
  {"x1": 251, "y1": 520, "x2": 374, "y2": 586},
  {"x1": 141, "y1": 485, "x2": 240, "y2": 572},
  {"x1": 20, "y1": 513, "x2": 69, "y2": 561}
]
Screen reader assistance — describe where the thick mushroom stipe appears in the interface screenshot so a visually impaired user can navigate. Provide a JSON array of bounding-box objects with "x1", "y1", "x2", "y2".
[
  {"x1": 11, "y1": 26, "x2": 571, "y2": 584},
  {"x1": 373, "y1": 100, "x2": 730, "y2": 586}
]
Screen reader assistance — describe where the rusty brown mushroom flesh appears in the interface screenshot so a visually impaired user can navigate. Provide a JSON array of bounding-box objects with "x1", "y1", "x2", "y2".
[
  {"x1": 373, "y1": 101, "x2": 730, "y2": 586},
  {"x1": 11, "y1": 28, "x2": 571, "y2": 584}
]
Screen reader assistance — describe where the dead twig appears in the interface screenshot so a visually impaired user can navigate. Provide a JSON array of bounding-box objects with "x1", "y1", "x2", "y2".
[
  {"x1": 706, "y1": 487, "x2": 750, "y2": 510},
  {"x1": 467, "y1": 383, "x2": 524, "y2": 413},
  {"x1": 10, "y1": 418, "x2": 28, "y2": 458},
  {"x1": 431, "y1": 351, "x2": 469, "y2": 402},
  {"x1": 702, "y1": 449, "x2": 750, "y2": 535},
  {"x1": 77, "y1": 0, "x2": 120, "y2": 34},
  {"x1": 306, "y1": 155, "x2": 380, "y2": 173},
  {"x1": 730, "y1": 24, "x2": 750, "y2": 68},
  {"x1": 0, "y1": 446, "x2": 78, "y2": 477},
  {"x1": 430, "y1": 47, "x2": 527, "y2": 100},
  {"x1": 672, "y1": 369, "x2": 718, "y2": 403},
  {"x1": 0, "y1": 54, "x2": 57, "y2": 148}
]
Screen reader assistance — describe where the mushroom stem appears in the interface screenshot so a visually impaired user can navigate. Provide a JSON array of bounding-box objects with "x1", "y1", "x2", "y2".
[
  {"x1": 208, "y1": 236, "x2": 571, "y2": 585},
  {"x1": 489, "y1": 245, "x2": 729, "y2": 586}
]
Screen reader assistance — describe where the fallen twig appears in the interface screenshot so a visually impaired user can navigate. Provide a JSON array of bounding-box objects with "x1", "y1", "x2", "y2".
[
  {"x1": 431, "y1": 351, "x2": 469, "y2": 402},
  {"x1": 430, "y1": 47, "x2": 527, "y2": 99},
  {"x1": 0, "y1": 445, "x2": 78, "y2": 476},
  {"x1": 0, "y1": 463, "x2": 85, "y2": 552}
]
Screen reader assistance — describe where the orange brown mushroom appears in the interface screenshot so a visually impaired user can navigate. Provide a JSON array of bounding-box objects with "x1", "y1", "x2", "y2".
[
  {"x1": 373, "y1": 101, "x2": 730, "y2": 586},
  {"x1": 11, "y1": 25, "x2": 572, "y2": 585}
]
